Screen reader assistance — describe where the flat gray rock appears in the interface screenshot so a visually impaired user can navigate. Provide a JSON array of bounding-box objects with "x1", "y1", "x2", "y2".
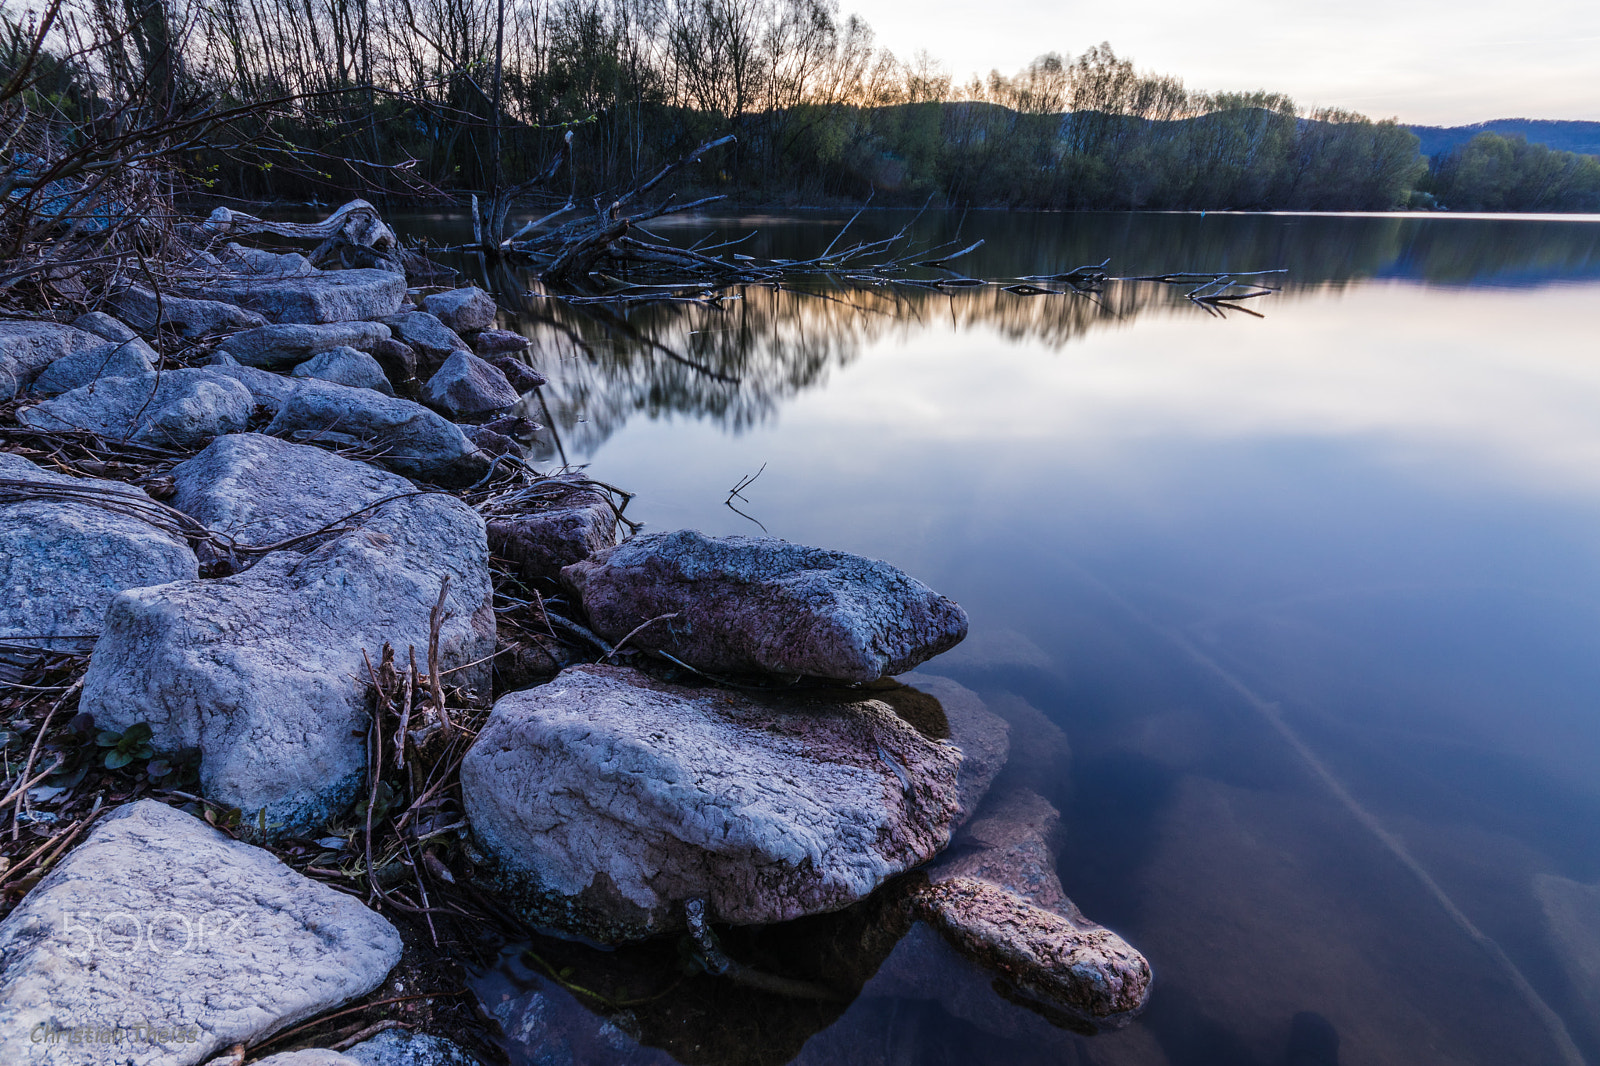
[
  {"x1": 111, "y1": 284, "x2": 269, "y2": 336},
  {"x1": 18, "y1": 368, "x2": 253, "y2": 449},
  {"x1": 30, "y1": 337, "x2": 157, "y2": 397},
  {"x1": 0, "y1": 320, "x2": 109, "y2": 398},
  {"x1": 0, "y1": 800, "x2": 401, "y2": 1066},
  {"x1": 221, "y1": 243, "x2": 318, "y2": 277},
  {"x1": 423, "y1": 350, "x2": 520, "y2": 416},
  {"x1": 82, "y1": 493, "x2": 495, "y2": 837},
  {"x1": 206, "y1": 268, "x2": 407, "y2": 324},
  {"x1": 384, "y1": 312, "x2": 469, "y2": 366},
  {"x1": 265, "y1": 379, "x2": 489, "y2": 487},
  {"x1": 0, "y1": 453, "x2": 197, "y2": 650},
  {"x1": 220, "y1": 321, "x2": 391, "y2": 370},
  {"x1": 168, "y1": 433, "x2": 415, "y2": 545},
  {"x1": 344, "y1": 1029, "x2": 483, "y2": 1066},
  {"x1": 422, "y1": 287, "x2": 496, "y2": 334},
  {"x1": 563, "y1": 530, "x2": 969, "y2": 682},
  {"x1": 294, "y1": 345, "x2": 394, "y2": 395},
  {"x1": 462, "y1": 664, "x2": 962, "y2": 941}
]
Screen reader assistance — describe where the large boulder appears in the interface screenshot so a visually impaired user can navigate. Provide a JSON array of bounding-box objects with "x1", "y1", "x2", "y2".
[
  {"x1": 220, "y1": 321, "x2": 391, "y2": 370},
  {"x1": 81, "y1": 493, "x2": 495, "y2": 837},
  {"x1": 0, "y1": 800, "x2": 401, "y2": 1066},
  {"x1": 110, "y1": 284, "x2": 269, "y2": 336},
  {"x1": 264, "y1": 379, "x2": 489, "y2": 487},
  {"x1": 29, "y1": 337, "x2": 157, "y2": 397},
  {"x1": 563, "y1": 530, "x2": 969, "y2": 682},
  {"x1": 423, "y1": 350, "x2": 520, "y2": 417},
  {"x1": 18, "y1": 368, "x2": 253, "y2": 449},
  {"x1": 461, "y1": 664, "x2": 963, "y2": 941},
  {"x1": 204, "y1": 268, "x2": 407, "y2": 324},
  {"x1": 422, "y1": 287, "x2": 497, "y2": 334},
  {"x1": 485, "y1": 477, "x2": 617, "y2": 586},
  {"x1": 168, "y1": 433, "x2": 415, "y2": 545},
  {"x1": 293, "y1": 345, "x2": 395, "y2": 395},
  {"x1": 0, "y1": 453, "x2": 197, "y2": 650},
  {"x1": 0, "y1": 320, "x2": 110, "y2": 398}
]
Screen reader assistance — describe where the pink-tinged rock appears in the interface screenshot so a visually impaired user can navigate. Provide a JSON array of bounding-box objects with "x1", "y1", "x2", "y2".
[
  {"x1": 461, "y1": 664, "x2": 963, "y2": 942},
  {"x1": 562, "y1": 530, "x2": 969, "y2": 682},
  {"x1": 486, "y1": 477, "x2": 617, "y2": 586}
]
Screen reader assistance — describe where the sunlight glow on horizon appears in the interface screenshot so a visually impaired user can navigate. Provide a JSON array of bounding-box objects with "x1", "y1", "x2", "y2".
[{"x1": 845, "y1": 0, "x2": 1600, "y2": 126}]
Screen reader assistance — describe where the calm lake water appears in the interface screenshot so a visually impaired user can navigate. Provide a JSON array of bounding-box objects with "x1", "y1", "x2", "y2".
[{"x1": 416, "y1": 209, "x2": 1600, "y2": 1066}]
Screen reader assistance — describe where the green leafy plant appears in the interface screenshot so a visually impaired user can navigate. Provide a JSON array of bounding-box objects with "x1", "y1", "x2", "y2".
[{"x1": 96, "y1": 723, "x2": 154, "y2": 769}]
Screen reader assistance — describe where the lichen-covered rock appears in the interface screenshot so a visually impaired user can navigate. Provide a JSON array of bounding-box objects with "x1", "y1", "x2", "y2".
[
  {"x1": 344, "y1": 1029, "x2": 483, "y2": 1066},
  {"x1": 293, "y1": 345, "x2": 395, "y2": 395},
  {"x1": 219, "y1": 321, "x2": 392, "y2": 370},
  {"x1": 471, "y1": 328, "x2": 531, "y2": 356},
  {"x1": 563, "y1": 530, "x2": 969, "y2": 682},
  {"x1": 0, "y1": 320, "x2": 110, "y2": 398},
  {"x1": 0, "y1": 453, "x2": 197, "y2": 649},
  {"x1": 486, "y1": 477, "x2": 616, "y2": 586},
  {"x1": 111, "y1": 284, "x2": 269, "y2": 336},
  {"x1": 206, "y1": 268, "x2": 407, "y2": 324},
  {"x1": 423, "y1": 350, "x2": 520, "y2": 416},
  {"x1": 0, "y1": 801, "x2": 401, "y2": 1066},
  {"x1": 265, "y1": 378, "x2": 489, "y2": 487},
  {"x1": 29, "y1": 337, "x2": 157, "y2": 397},
  {"x1": 461, "y1": 664, "x2": 962, "y2": 941},
  {"x1": 384, "y1": 311, "x2": 470, "y2": 366},
  {"x1": 423, "y1": 287, "x2": 497, "y2": 334},
  {"x1": 168, "y1": 433, "x2": 414, "y2": 544},
  {"x1": 81, "y1": 493, "x2": 495, "y2": 837},
  {"x1": 18, "y1": 368, "x2": 252, "y2": 449}
]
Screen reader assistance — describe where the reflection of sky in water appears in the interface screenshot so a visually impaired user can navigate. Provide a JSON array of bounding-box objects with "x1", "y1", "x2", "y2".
[{"x1": 526, "y1": 235, "x2": 1600, "y2": 1065}]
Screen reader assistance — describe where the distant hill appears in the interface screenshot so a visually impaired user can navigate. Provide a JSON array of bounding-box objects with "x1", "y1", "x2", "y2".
[{"x1": 1406, "y1": 119, "x2": 1600, "y2": 159}]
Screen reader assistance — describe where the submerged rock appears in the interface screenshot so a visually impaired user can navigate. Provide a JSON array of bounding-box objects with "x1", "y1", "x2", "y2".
[
  {"x1": 206, "y1": 267, "x2": 407, "y2": 324},
  {"x1": 168, "y1": 432, "x2": 414, "y2": 544},
  {"x1": 563, "y1": 530, "x2": 969, "y2": 682},
  {"x1": 220, "y1": 321, "x2": 392, "y2": 370},
  {"x1": 423, "y1": 286, "x2": 497, "y2": 334},
  {"x1": 111, "y1": 284, "x2": 269, "y2": 336},
  {"x1": 29, "y1": 337, "x2": 157, "y2": 397},
  {"x1": 462, "y1": 664, "x2": 962, "y2": 941},
  {"x1": 0, "y1": 453, "x2": 197, "y2": 649},
  {"x1": 486, "y1": 477, "x2": 617, "y2": 586},
  {"x1": 0, "y1": 800, "x2": 400, "y2": 1066},
  {"x1": 901, "y1": 674, "x2": 1010, "y2": 826},
  {"x1": 18, "y1": 368, "x2": 252, "y2": 449},
  {"x1": 0, "y1": 320, "x2": 111, "y2": 398},
  {"x1": 423, "y1": 350, "x2": 520, "y2": 416},
  {"x1": 293, "y1": 345, "x2": 395, "y2": 395},
  {"x1": 265, "y1": 378, "x2": 489, "y2": 486},
  {"x1": 81, "y1": 493, "x2": 494, "y2": 837}
]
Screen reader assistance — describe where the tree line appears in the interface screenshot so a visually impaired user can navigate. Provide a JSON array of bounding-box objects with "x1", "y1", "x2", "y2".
[{"x1": 4, "y1": 0, "x2": 1598, "y2": 218}]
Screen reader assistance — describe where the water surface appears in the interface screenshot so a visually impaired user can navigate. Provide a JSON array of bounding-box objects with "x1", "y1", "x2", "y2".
[{"x1": 446, "y1": 210, "x2": 1600, "y2": 1066}]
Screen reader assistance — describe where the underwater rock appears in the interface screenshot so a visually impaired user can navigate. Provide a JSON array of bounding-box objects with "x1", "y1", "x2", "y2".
[
  {"x1": 0, "y1": 801, "x2": 400, "y2": 1066},
  {"x1": 461, "y1": 664, "x2": 962, "y2": 941},
  {"x1": 901, "y1": 673, "x2": 1010, "y2": 826},
  {"x1": 562, "y1": 529, "x2": 969, "y2": 682},
  {"x1": 80, "y1": 493, "x2": 494, "y2": 838}
]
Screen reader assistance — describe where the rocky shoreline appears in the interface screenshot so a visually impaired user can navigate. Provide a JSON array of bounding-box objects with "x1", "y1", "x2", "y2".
[{"x1": 0, "y1": 202, "x2": 1150, "y2": 1065}]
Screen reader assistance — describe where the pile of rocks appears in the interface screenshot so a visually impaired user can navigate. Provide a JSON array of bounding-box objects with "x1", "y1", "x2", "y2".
[{"x1": 0, "y1": 208, "x2": 1149, "y2": 1065}]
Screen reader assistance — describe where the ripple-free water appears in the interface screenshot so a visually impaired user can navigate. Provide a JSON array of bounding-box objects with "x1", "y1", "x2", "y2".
[{"x1": 434, "y1": 210, "x2": 1600, "y2": 1066}]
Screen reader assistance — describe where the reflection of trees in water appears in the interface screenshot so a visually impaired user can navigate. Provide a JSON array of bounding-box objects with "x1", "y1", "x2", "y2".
[{"x1": 468, "y1": 213, "x2": 1600, "y2": 462}]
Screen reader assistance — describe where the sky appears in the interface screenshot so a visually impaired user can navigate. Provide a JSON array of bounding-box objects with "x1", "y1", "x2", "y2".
[{"x1": 844, "y1": 0, "x2": 1600, "y2": 126}]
